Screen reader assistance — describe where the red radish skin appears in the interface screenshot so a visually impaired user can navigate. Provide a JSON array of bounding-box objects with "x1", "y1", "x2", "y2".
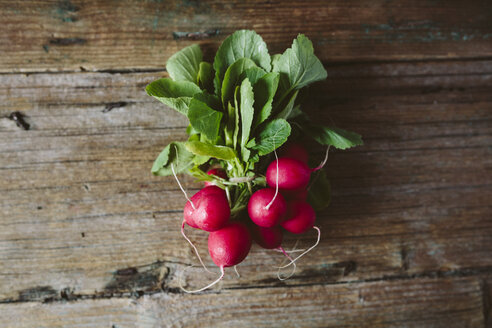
[
  {"x1": 184, "y1": 215, "x2": 199, "y2": 229},
  {"x1": 208, "y1": 222, "x2": 252, "y2": 267},
  {"x1": 251, "y1": 225, "x2": 283, "y2": 249},
  {"x1": 279, "y1": 142, "x2": 309, "y2": 163},
  {"x1": 248, "y1": 188, "x2": 287, "y2": 227},
  {"x1": 266, "y1": 158, "x2": 311, "y2": 191},
  {"x1": 184, "y1": 186, "x2": 230, "y2": 232},
  {"x1": 281, "y1": 201, "x2": 316, "y2": 234},
  {"x1": 281, "y1": 188, "x2": 308, "y2": 201},
  {"x1": 205, "y1": 168, "x2": 227, "y2": 187}
]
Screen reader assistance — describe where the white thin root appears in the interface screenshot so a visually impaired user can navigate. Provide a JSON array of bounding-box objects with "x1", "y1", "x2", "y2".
[
  {"x1": 276, "y1": 246, "x2": 297, "y2": 281},
  {"x1": 179, "y1": 266, "x2": 225, "y2": 293},
  {"x1": 181, "y1": 221, "x2": 211, "y2": 273},
  {"x1": 274, "y1": 248, "x2": 306, "y2": 254},
  {"x1": 171, "y1": 163, "x2": 196, "y2": 210},
  {"x1": 312, "y1": 145, "x2": 331, "y2": 172},
  {"x1": 233, "y1": 265, "x2": 240, "y2": 278},
  {"x1": 265, "y1": 147, "x2": 279, "y2": 210},
  {"x1": 277, "y1": 226, "x2": 321, "y2": 269}
]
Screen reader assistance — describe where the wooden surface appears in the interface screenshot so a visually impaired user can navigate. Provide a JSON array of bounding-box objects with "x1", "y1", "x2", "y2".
[{"x1": 1, "y1": 1, "x2": 491, "y2": 327}]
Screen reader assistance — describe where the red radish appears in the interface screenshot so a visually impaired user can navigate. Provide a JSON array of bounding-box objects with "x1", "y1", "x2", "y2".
[
  {"x1": 281, "y1": 188, "x2": 308, "y2": 201},
  {"x1": 266, "y1": 146, "x2": 331, "y2": 191},
  {"x1": 181, "y1": 222, "x2": 252, "y2": 293},
  {"x1": 170, "y1": 163, "x2": 212, "y2": 272},
  {"x1": 281, "y1": 201, "x2": 316, "y2": 234},
  {"x1": 248, "y1": 188, "x2": 287, "y2": 227},
  {"x1": 266, "y1": 158, "x2": 311, "y2": 191},
  {"x1": 279, "y1": 142, "x2": 309, "y2": 163},
  {"x1": 248, "y1": 224, "x2": 299, "y2": 280},
  {"x1": 184, "y1": 186, "x2": 230, "y2": 232},
  {"x1": 205, "y1": 168, "x2": 227, "y2": 186},
  {"x1": 183, "y1": 213, "x2": 199, "y2": 229},
  {"x1": 208, "y1": 222, "x2": 252, "y2": 267},
  {"x1": 251, "y1": 225, "x2": 283, "y2": 249}
]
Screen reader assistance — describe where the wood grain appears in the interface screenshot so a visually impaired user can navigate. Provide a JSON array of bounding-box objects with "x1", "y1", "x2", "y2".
[
  {"x1": 0, "y1": 60, "x2": 491, "y2": 307},
  {"x1": 1, "y1": 0, "x2": 492, "y2": 72},
  {"x1": 0, "y1": 277, "x2": 486, "y2": 327}
]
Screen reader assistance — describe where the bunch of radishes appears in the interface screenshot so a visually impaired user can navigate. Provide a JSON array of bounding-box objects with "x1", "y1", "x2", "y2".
[
  {"x1": 179, "y1": 142, "x2": 326, "y2": 292},
  {"x1": 146, "y1": 30, "x2": 362, "y2": 292}
]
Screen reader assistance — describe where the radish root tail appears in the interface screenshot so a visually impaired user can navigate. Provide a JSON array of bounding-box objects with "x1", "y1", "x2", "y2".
[
  {"x1": 180, "y1": 266, "x2": 225, "y2": 293},
  {"x1": 181, "y1": 221, "x2": 211, "y2": 273},
  {"x1": 171, "y1": 163, "x2": 196, "y2": 210},
  {"x1": 276, "y1": 246, "x2": 297, "y2": 280},
  {"x1": 312, "y1": 146, "x2": 331, "y2": 172},
  {"x1": 233, "y1": 265, "x2": 240, "y2": 278},
  {"x1": 277, "y1": 226, "x2": 321, "y2": 270},
  {"x1": 265, "y1": 146, "x2": 279, "y2": 210}
]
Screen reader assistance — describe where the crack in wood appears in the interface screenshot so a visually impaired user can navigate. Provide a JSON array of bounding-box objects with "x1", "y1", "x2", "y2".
[
  {"x1": 2, "y1": 265, "x2": 491, "y2": 304},
  {"x1": 48, "y1": 38, "x2": 87, "y2": 46},
  {"x1": 172, "y1": 29, "x2": 219, "y2": 40},
  {"x1": 7, "y1": 111, "x2": 30, "y2": 130},
  {"x1": 400, "y1": 246, "x2": 410, "y2": 271},
  {"x1": 102, "y1": 102, "x2": 128, "y2": 113}
]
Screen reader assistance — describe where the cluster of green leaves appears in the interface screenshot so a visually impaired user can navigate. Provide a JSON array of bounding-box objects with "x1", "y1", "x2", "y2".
[{"x1": 147, "y1": 30, "x2": 362, "y2": 209}]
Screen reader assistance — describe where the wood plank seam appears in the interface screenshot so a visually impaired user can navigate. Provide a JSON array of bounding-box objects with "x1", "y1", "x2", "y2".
[{"x1": 1, "y1": 264, "x2": 491, "y2": 304}]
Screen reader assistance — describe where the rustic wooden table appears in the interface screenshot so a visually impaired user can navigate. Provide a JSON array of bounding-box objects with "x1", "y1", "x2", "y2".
[{"x1": 1, "y1": 1, "x2": 491, "y2": 327}]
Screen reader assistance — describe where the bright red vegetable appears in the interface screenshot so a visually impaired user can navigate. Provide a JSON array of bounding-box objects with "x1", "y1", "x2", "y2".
[
  {"x1": 183, "y1": 186, "x2": 230, "y2": 232},
  {"x1": 266, "y1": 158, "x2": 311, "y2": 191},
  {"x1": 205, "y1": 168, "x2": 227, "y2": 186},
  {"x1": 247, "y1": 188, "x2": 287, "y2": 227},
  {"x1": 279, "y1": 142, "x2": 309, "y2": 164},
  {"x1": 281, "y1": 201, "x2": 316, "y2": 234},
  {"x1": 208, "y1": 222, "x2": 252, "y2": 267},
  {"x1": 250, "y1": 225, "x2": 283, "y2": 249}
]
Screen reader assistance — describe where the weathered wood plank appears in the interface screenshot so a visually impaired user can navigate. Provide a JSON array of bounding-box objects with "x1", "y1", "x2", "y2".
[
  {"x1": 0, "y1": 60, "x2": 491, "y2": 301},
  {"x1": 1, "y1": 0, "x2": 492, "y2": 72},
  {"x1": 0, "y1": 277, "x2": 486, "y2": 328}
]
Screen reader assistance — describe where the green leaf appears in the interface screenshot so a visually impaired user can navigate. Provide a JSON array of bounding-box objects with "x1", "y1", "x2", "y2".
[
  {"x1": 146, "y1": 78, "x2": 201, "y2": 115},
  {"x1": 221, "y1": 58, "x2": 257, "y2": 106},
  {"x1": 245, "y1": 138, "x2": 256, "y2": 148},
  {"x1": 185, "y1": 141, "x2": 236, "y2": 160},
  {"x1": 166, "y1": 44, "x2": 202, "y2": 83},
  {"x1": 249, "y1": 152, "x2": 260, "y2": 164},
  {"x1": 193, "y1": 91, "x2": 221, "y2": 111},
  {"x1": 197, "y1": 61, "x2": 214, "y2": 92},
  {"x1": 253, "y1": 72, "x2": 280, "y2": 128},
  {"x1": 306, "y1": 126, "x2": 363, "y2": 150},
  {"x1": 239, "y1": 78, "x2": 255, "y2": 162},
  {"x1": 214, "y1": 30, "x2": 271, "y2": 95},
  {"x1": 307, "y1": 170, "x2": 331, "y2": 211},
  {"x1": 273, "y1": 34, "x2": 327, "y2": 91},
  {"x1": 240, "y1": 66, "x2": 267, "y2": 85},
  {"x1": 233, "y1": 87, "x2": 240, "y2": 149},
  {"x1": 151, "y1": 142, "x2": 194, "y2": 176},
  {"x1": 224, "y1": 102, "x2": 235, "y2": 147},
  {"x1": 252, "y1": 119, "x2": 291, "y2": 155},
  {"x1": 186, "y1": 124, "x2": 199, "y2": 136},
  {"x1": 187, "y1": 97, "x2": 223, "y2": 141},
  {"x1": 275, "y1": 90, "x2": 298, "y2": 119},
  {"x1": 193, "y1": 154, "x2": 210, "y2": 165},
  {"x1": 289, "y1": 105, "x2": 302, "y2": 118},
  {"x1": 271, "y1": 54, "x2": 281, "y2": 68}
]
